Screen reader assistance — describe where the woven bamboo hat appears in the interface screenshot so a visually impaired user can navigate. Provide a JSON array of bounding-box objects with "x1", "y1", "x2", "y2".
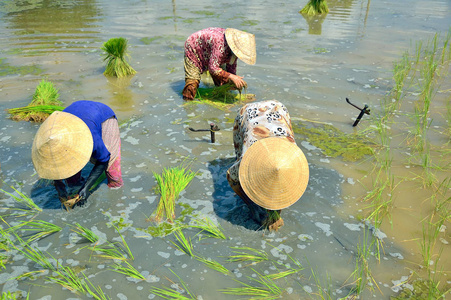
[
  {"x1": 225, "y1": 28, "x2": 256, "y2": 65},
  {"x1": 32, "y1": 111, "x2": 93, "y2": 180},
  {"x1": 239, "y1": 137, "x2": 309, "y2": 210}
]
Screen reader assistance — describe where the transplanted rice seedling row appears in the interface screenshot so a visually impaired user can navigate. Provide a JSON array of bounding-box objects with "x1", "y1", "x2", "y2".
[{"x1": 353, "y1": 30, "x2": 451, "y2": 298}]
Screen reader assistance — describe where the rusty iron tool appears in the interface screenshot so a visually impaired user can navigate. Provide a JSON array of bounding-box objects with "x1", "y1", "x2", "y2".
[
  {"x1": 189, "y1": 123, "x2": 220, "y2": 143},
  {"x1": 346, "y1": 98, "x2": 370, "y2": 127}
]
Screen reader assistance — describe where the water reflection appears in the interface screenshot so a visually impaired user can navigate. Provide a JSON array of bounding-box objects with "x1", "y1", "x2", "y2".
[
  {"x1": 299, "y1": 0, "x2": 372, "y2": 36},
  {"x1": 302, "y1": 14, "x2": 327, "y2": 35},
  {"x1": 3, "y1": 0, "x2": 101, "y2": 55},
  {"x1": 105, "y1": 76, "x2": 137, "y2": 113}
]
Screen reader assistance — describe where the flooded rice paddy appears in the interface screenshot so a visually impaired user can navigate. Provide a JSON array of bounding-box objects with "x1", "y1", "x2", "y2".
[{"x1": 0, "y1": 0, "x2": 450, "y2": 299}]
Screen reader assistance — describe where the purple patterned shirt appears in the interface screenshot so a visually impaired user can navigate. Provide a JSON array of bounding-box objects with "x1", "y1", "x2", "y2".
[{"x1": 184, "y1": 27, "x2": 237, "y2": 76}]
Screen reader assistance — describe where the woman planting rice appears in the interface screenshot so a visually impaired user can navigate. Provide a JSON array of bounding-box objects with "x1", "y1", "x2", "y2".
[
  {"x1": 31, "y1": 100, "x2": 123, "y2": 209},
  {"x1": 182, "y1": 27, "x2": 256, "y2": 100},
  {"x1": 227, "y1": 100, "x2": 309, "y2": 231}
]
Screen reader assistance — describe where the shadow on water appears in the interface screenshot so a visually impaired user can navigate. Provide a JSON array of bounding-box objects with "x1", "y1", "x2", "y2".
[
  {"x1": 2, "y1": 0, "x2": 102, "y2": 55},
  {"x1": 30, "y1": 164, "x2": 106, "y2": 209},
  {"x1": 207, "y1": 157, "x2": 263, "y2": 231}
]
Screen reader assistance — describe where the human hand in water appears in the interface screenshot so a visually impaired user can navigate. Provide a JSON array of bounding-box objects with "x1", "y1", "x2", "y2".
[
  {"x1": 54, "y1": 180, "x2": 68, "y2": 201},
  {"x1": 228, "y1": 74, "x2": 247, "y2": 90}
]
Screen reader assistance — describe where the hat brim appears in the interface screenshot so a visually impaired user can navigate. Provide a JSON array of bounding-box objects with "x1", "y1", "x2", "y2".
[
  {"x1": 32, "y1": 111, "x2": 93, "y2": 180},
  {"x1": 239, "y1": 137, "x2": 309, "y2": 210},
  {"x1": 225, "y1": 28, "x2": 256, "y2": 65}
]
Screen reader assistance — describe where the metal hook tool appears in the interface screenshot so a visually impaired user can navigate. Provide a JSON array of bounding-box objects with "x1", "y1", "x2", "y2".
[
  {"x1": 346, "y1": 98, "x2": 370, "y2": 127},
  {"x1": 189, "y1": 123, "x2": 220, "y2": 143}
]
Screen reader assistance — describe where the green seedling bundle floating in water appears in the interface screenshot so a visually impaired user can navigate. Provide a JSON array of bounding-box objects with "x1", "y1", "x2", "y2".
[
  {"x1": 101, "y1": 37, "x2": 136, "y2": 78},
  {"x1": 300, "y1": 0, "x2": 329, "y2": 15},
  {"x1": 190, "y1": 83, "x2": 256, "y2": 111},
  {"x1": 7, "y1": 78, "x2": 64, "y2": 122},
  {"x1": 151, "y1": 164, "x2": 198, "y2": 223}
]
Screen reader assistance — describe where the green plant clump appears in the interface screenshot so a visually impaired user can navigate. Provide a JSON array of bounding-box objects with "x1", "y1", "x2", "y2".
[
  {"x1": 0, "y1": 58, "x2": 43, "y2": 76},
  {"x1": 7, "y1": 79, "x2": 64, "y2": 122},
  {"x1": 390, "y1": 279, "x2": 447, "y2": 300},
  {"x1": 190, "y1": 83, "x2": 256, "y2": 111},
  {"x1": 300, "y1": 0, "x2": 329, "y2": 15},
  {"x1": 151, "y1": 164, "x2": 198, "y2": 223},
  {"x1": 102, "y1": 37, "x2": 136, "y2": 78},
  {"x1": 292, "y1": 122, "x2": 374, "y2": 161}
]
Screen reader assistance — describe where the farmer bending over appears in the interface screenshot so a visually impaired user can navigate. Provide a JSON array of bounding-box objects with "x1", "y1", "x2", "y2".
[
  {"x1": 183, "y1": 27, "x2": 256, "y2": 100},
  {"x1": 32, "y1": 100, "x2": 123, "y2": 208},
  {"x1": 227, "y1": 100, "x2": 309, "y2": 231}
]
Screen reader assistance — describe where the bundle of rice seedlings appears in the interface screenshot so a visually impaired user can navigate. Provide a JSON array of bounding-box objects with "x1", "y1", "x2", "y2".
[
  {"x1": 7, "y1": 79, "x2": 64, "y2": 122},
  {"x1": 101, "y1": 37, "x2": 136, "y2": 78},
  {"x1": 262, "y1": 210, "x2": 284, "y2": 231},
  {"x1": 191, "y1": 83, "x2": 256, "y2": 110},
  {"x1": 151, "y1": 164, "x2": 197, "y2": 223},
  {"x1": 300, "y1": 0, "x2": 329, "y2": 15}
]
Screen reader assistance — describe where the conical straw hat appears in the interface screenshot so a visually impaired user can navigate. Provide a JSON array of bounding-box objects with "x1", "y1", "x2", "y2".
[
  {"x1": 32, "y1": 111, "x2": 93, "y2": 180},
  {"x1": 225, "y1": 28, "x2": 256, "y2": 65},
  {"x1": 239, "y1": 137, "x2": 309, "y2": 210}
]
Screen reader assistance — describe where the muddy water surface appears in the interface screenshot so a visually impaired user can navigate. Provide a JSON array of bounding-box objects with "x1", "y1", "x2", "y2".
[{"x1": 0, "y1": 0, "x2": 450, "y2": 299}]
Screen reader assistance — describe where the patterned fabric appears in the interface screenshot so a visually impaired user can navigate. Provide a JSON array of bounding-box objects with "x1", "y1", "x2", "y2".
[
  {"x1": 66, "y1": 117, "x2": 123, "y2": 189},
  {"x1": 227, "y1": 100, "x2": 296, "y2": 188},
  {"x1": 184, "y1": 27, "x2": 237, "y2": 79},
  {"x1": 100, "y1": 118, "x2": 123, "y2": 188}
]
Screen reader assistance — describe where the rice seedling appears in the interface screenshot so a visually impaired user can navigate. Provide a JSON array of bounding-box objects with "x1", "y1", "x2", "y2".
[
  {"x1": 305, "y1": 267, "x2": 333, "y2": 300},
  {"x1": 150, "y1": 269, "x2": 197, "y2": 300},
  {"x1": 101, "y1": 37, "x2": 136, "y2": 78},
  {"x1": 0, "y1": 291, "x2": 27, "y2": 300},
  {"x1": 8, "y1": 220, "x2": 61, "y2": 243},
  {"x1": 345, "y1": 228, "x2": 381, "y2": 296},
  {"x1": 143, "y1": 219, "x2": 186, "y2": 237},
  {"x1": 13, "y1": 269, "x2": 47, "y2": 281},
  {"x1": 112, "y1": 224, "x2": 134, "y2": 260},
  {"x1": 265, "y1": 244, "x2": 304, "y2": 279},
  {"x1": 152, "y1": 163, "x2": 198, "y2": 223},
  {"x1": 0, "y1": 184, "x2": 42, "y2": 216},
  {"x1": 89, "y1": 172, "x2": 107, "y2": 192},
  {"x1": 299, "y1": 0, "x2": 329, "y2": 16},
  {"x1": 219, "y1": 269, "x2": 282, "y2": 298},
  {"x1": 47, "y1": 265, "x2": 87, "y2": 294},
  {"x1": 82, "y1": 273, "x2": 111, "y2": 300},
  {"x1": 194, "y1": 255, "x2": 229, "y2": 275},
  {"x1": 11, "y1": 235, "x2": 56, "y2": 271},
  {"x1": 170, "y1": 229, "x2": 194, "y2": 257},
  {"x1": 48, "y1": 265, "x2": 111, "y2": 300},
  {"x1": 71, "y1": 222, "x2": 99, "y2": 243},
  {"x1": 190, "y1": 217, "x2": 226, "y2": 240},
  {"x1": 7, "y1": 78, "x2": 64, "y2": 122},
  {"x1": 89, "y1": 243, "x2": 128, "y2": 261},
  {"x1": 391, "y1": 277, "x2": 450, "y2": 300},
  {"x1": 261, "y1": 210, "x2": 282, "y2": 231},
  {"x1": 109, "y1": 261, "x2": 145, "y2": 280},
  {"x1": 188, "y1": 83, "x2": 256, "y2": 111},
  {"x1": 419, "y1": 216, "x2": 446, "y2": 273},
  {"x1": 265, "y1": 268, "x2": 301, "y2": 280},
  {"x1": 225, "y1": 246, "x2": 268, "y2": 264}
]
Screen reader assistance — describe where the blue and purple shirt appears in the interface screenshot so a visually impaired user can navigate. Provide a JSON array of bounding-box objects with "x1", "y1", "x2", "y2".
[{"x1": 63, "y1": 101, "x2": 115, "y2": 163}]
